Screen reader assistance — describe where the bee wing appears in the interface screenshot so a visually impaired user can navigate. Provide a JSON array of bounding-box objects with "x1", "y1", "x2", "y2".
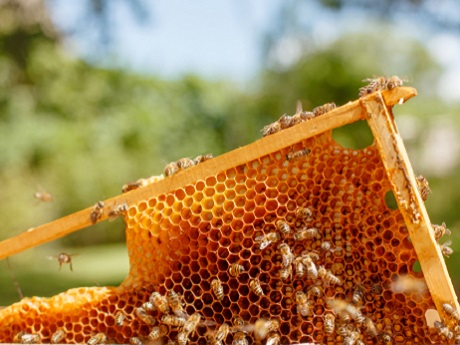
[
  {"x1": 444, "y1": 240, "x2": 453, "y2": 246},
  {"x1": 46, "y1": 255, "x2": 57, "y2": 261}
]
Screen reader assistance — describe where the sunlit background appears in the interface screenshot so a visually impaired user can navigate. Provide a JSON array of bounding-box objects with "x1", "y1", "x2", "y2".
[{"x1": 1, "y1": 0, "x2": 460, "y2": 305}]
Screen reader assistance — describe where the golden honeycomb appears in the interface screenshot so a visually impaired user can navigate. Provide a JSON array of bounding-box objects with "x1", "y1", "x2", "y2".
[{"x1": 0, "y1": 86, "x2": 454, "y2": 345}]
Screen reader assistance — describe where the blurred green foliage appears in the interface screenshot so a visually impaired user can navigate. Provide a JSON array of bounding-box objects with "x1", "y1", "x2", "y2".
[{"x1": 2, "y1": 1, "x2": 460, "y2": 306}]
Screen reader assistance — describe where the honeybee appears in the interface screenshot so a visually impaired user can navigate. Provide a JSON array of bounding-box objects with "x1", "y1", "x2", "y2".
[
  {"x1": 358, "y1": 77, "x2": 387, "y2": 97},
  {"x1": 278, "y1": 243, "x2": 294, "y2": 268},
  {"x1": 439, "y1": 241, "x2": 454, "y2": 257},
  {"x1": 211, "y1": 279, "x2": 224, "y2": 300},
  {"x1": 19, "y1": 333, "x2": 40, "y2": 344},
  {"x1": 250, "y1": 278, "x2": 264, "y2": 296},
  {"x1": 177, "y1": 158, "x2": 195, "y2": 170},
  {"x1": 107, "y1": 202, "x2": 128, "y2": 221},
  {"x1": 442, "y1": 303, "x2": 460, "y2": 321},
  {"x1": 386, "y1": 75, "x2": 404, "y2": 89},
  {"x1": 308, "y1": 286, "x2": 322, "y2": 297},
  {"x1": 318, "y1": 266, "x2": 341, "y2": 285},
  {"x1": 164, "y1": 162, "x2": 179, "y2": 176},
  {"x1": 142, "y1": 301, "x2": 156, "y2": 312},
  {"x1": 177, "y1": 331, "x2": 189, "y2": 345},
  {"x1": 90, "y1": 201, "x2": 105, "y2": 224},
  {"x1": 294, "y1": 227, "x2": 319, "y2": 241},
  {"x1": 232, "y1": 316, "x2": 245, "y2": 327},
  {"x1": 276, "y1": 220, "x2": 291, "y2": 235},
  {"x1": 161, "y1": 314, "x2": 186, "y2": 327},
  {"x1": 312, "y1": 102, "x2": 336, "y2": 117},
  {"x1": 48, "y1": 252, "x2": 79, "y2": 271},
  {"x1": 194, "y1": 153, "x2": 213, "y2": 165},
  {"x1": 34, "y1": 190, "x2": 53, "y2": 202},
  {"x1": 265, "y1": 332, "x2": 281, "y2": 345},
  {"x1": 167, "y1": 290, "x2": 188, "y2": 318},
  {"x1": 148, "y1": 325, "x2": 168, "y2": 341},
  {"x1": 434, "y1": 321, "x2": 453, "y2": 339},
  {"x1": 134, "y1": 307, "x2": 156, "y2": 325},
  {"x1": 88, "y1": 333, "x2": 107, "y2": 345},
  {"x1": 129, "y1": 337, "x2": 144, "y2": 345},
  {"x1": 327, "y1": 299, "x2": 365, "y2": 324},
  {"x1": 339, "y1": 311, "x2": 352, "y2": 323},
  {"x1": 294, "y1": 257, "x2": 306, "y2": 278},
  {"x1": 278, "y1": 115, "x2": 294, "y2": 129},
  {"x1": 301, "y1": 254, "x2": 318, "y2": 280},
  {"x1": 279, "y1": 265, "x2": 293, "y2": 282},
  {"x1": 286, "y1": 149, "x2": 311, "y2": 161},
  {"x1": 337, "y1": 324, "x2": 353, "y2": 338},
  {"x1": 321, "y1": 241, "x2": 331, "y2": 251},
  {"x1": 115, "y1": 311, "x2": 129, "y2": 327},
  {"x1": 343, "y1": 331, "x2": 360, "y2": 345},
  {"x1": 150, "y1": 292, "x2": 170, "y2": 313},
  {"x1": 122, "y1": 181, "x2": 142, "y2": 193},
  {"x1": 296, "y1": 207, "x2": 312, "y2": 219},
  {"x1": 254, "y1": 318, "x2": 280, "y2": 341},
  {"x1": 391, "y1": 275, "x2": 427, "y2": 294},
  {"x1": 364, "y1": 318, "x2": 378, "y2": 338},
  {"x1": 379, "y1": 332, "x2": 393, "y2": 345},
  {"x1": 261, "y1": 121, "x2": 282, "y2": 137},
  {"x1": 51, "y1": 329, "x2": 65, "y2": 344},
  {"x1": 416, "y1": 175, "x2": 430, "y2": 201},
  {"x1": 295, "y1": 291, "x2": 312, "y2": 317},
  {"x1": 182, "y1": 313, "x2": 202, "y2": 335},
  {"x1": 255, "y1": 231, "x2": 281, "y2": 250},
  {"x1": 352, "y1": 286, "x2": 364, "y2": 305},
  {"x1": 323, "y1": 313, "x2": 335, "y2": 335},
  {"x1": 232, "y1": 332, "x2": 248, "y2": 345},
  {"x1": 213, "y1": 323, "x2": 230, "y2": 344},
  {"x1": 432, "y1": 222, "x2": 451, "y2": 240},
  {"x1": 229, "y1": 263, "x2": 245, "y2": 277}
]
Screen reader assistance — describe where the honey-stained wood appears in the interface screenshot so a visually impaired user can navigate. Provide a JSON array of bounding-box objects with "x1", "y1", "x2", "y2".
[
  {"x1": 363, "y1": 91, "x2": 460, "y2": 321},
  {"x1": 0, "y1": 87, "x2": 417, "y2": 261}
]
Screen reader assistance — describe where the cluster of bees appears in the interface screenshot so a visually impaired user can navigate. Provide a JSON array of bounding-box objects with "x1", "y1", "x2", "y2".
[
  {"x1": 163, "y1": 154, "x2": 214, "y2": 177},
  {"x1": 89, "y1": 200, "x2": 128, "y2": 225},
  {"x1": 358, "y1": 76, "x2": 404, "y2": 98},
  {"x1": 12, "y1": 330, "x2": 107, "y2": 344}
]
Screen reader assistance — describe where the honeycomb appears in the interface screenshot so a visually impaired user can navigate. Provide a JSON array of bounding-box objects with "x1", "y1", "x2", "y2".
[{"x1": 0, "y1": 87, "x2": 453, "y2": 345}]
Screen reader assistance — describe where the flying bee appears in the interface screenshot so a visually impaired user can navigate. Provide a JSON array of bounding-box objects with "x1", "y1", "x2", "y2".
[
  {"x1": 51, "y1": 329, "x2": 65, "y2": 344},
  {"x1": 279, "y1": 265, "x2": 293, "y2": 282},
  {"x1": 177, "y1": 157, "x2": 195, "y2": 170},
  {"x1": 276, "y1": 220, "x2": 291, "y2": 235},
  {"x1": 194, "y1": 153, "x2": 213, "y2": 165},
  {"x1": 47, "y1": 252, "x2": 79, "y2": 271},
  {"x1": 352, "y1": 286, "x2": 364, "y2": 305},
  {"x1": 379, "y1": 332, "x2": 393, "y2": 345},
  {"x1": 312, "y1": 102, "x2": 336, "y2": 117},
  {"x1": 167, "y1": 290, "x2": 188, "y2": 318},
  {"x1": 318, "y1": 266, "x2": 341, "y2": 285},
  {"x1": 416, "y1": 175, "x2": 430, "y2": 201},
  {"x1": 295, "y1": 291, "x2": 312, "y2": 317},
  {"x1": 296, "y1": 207, "x2": 313, "y2": 219},
  {"x1": 301, "y1": 254, "x2": 318, "y2": 279},
  {"x1": 439, "y1": 241, "x2": 454, "y2": 258},
  {"x1": 278, "y1": 243, "x2": 294, "y2": 268},
  {"x1": 323, "y1": 313, "x2": 335, "y2": 335},
  {"x1": 211, "y1": 279, "x2": 224, "y2": 300},
  {"x1": 150, "y1": 292, "x2": 170, "y2": 313},
  {"x1": 286, "y1": 149, "x2": 311, "y2": 161},
  {"x1": 255, "y1": 231, "x2": 281, "y2": 250},
  {"x1": 142, "y1": 301, "x2": 156, "y2": 312},
  {"x1": 134, "y1": 307, "x2": 156, "y2": 325},
  {"x1": 261, "y1": 121, "x2": 282, "y2": 137},
  {"x1": 90, "y1": 201, "x2": 105, "y2": 224},
  {"x1": 294, "y1": 227, "x2": 319, "y2": 241},
  {"x1": 391, "y1": 275, "x2": 427, "y2": 294},
  {"x1": 229, "y1": 263, "x2": 245, "y2": 277},
  {"x1": 34, "y1": 190, "x2": 53, "y2": 202},
  {"x1": 164, "y1": 162, "x2": 179, "y2": 176},
  {"x1": 308, "y1": 286, "x2": 322, "y2": 297},
  {"x1": 129, "y1": 337, "x2": 144, "y2": 345},
  {"x1": 364, "y1": 318, "x2": 378, "y2": 338},
  {"x1": 148, "y1": 325, "x2": 169, "y2": 341},
  {"x1": 88, "y1": 333, "x2": 107, "y2": 345},
  {"x1": 250, "y1": 278, "x2": 264, "y2": 296},
  {"x1": 115, "y1": 311, "x2": 130, "y2": 327},
  {"x1": 294, "y1": 257, "x2": 306, "y2": 278},
  {"x1": 161, "y1": 314, "x2": 186, "y2": 327},
  {"x1": 434, "y1": 321, "x2": 453, "y2": 339},
  {"x1": 265, "y1": 332, "x2": 281, "y2": 345},
  {"x1": 232, "y1": 332, "x2": 248, "y2": 345},
  {"x1": 107, "y1": 202, "x2": 128, "y2": 221},
  {"x1": 442, "y1": 303, "x2": 460, "y2": 321},
  {"x1": 19, "y1": 333, "x2": 41, "y2": 344},
  {"x1": 432, "y1": 222, "x2": 451, "y2": 241}
]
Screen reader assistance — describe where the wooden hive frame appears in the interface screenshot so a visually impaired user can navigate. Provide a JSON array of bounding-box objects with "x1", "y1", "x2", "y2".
[{"x1": 0, "y1": 86, "x2": 458, "y2": 344}]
